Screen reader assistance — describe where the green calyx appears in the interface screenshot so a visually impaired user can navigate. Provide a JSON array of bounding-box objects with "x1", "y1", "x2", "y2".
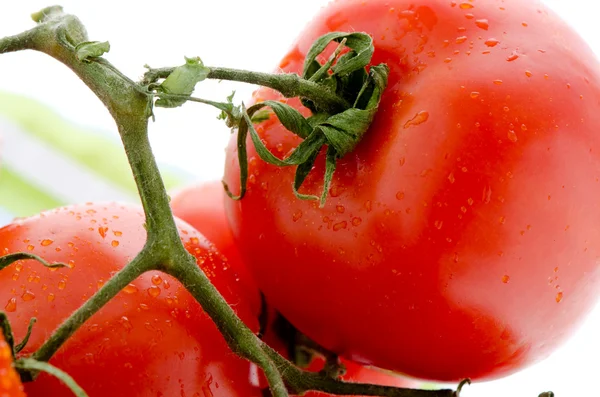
[{"x1": 224, "y1": 32, "x2": 389, "y2": 206}]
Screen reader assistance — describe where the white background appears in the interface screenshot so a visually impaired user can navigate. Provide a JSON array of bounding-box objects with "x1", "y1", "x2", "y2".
[{"x1": 0, "y1": 1, "x2": 598, "y2": 396}]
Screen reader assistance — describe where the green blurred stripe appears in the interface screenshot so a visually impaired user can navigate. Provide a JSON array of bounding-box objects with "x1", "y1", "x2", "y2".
[
  {"x1": 0, "y1": 166, "x2": 64, "y2": 217},
  {"x1": 0, "y1": 92, "x2": 184, "y2": 191}
]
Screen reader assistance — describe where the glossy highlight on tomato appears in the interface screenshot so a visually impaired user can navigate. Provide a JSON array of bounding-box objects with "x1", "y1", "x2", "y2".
[
  {"x1": 0, "y1": 333, "x2": 25, "y2": 397},
  {"x1": 223, "y1": 0, "x2": 600, "y2": 382},
  {"x1": 0, "y1": 203, "x2": 263, "y2": 396}
]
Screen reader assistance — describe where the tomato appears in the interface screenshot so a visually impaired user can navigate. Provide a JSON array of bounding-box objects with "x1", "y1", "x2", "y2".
[
  {"x1": 170, "y1": 180, "x2": 259, "y2": 310},
  {"x1": 223, "y1": 0, "x2": 600, "y2": 382},
  {"x1": 0, "y1": 333, "x2": 25, "y2": 397},
  {"x1": 0, "y1": 203, "x2": 263, "y2": 396}
]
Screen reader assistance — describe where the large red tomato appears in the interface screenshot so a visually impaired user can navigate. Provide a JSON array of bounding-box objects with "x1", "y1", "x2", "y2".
[
  {"x1": 0, "y1": 203, "x2": 263, "y2": 396},
  {"x1": 223, "y1": 0, "x2": 600, "y2": 382},
  {"x1": 171, "y1": 182, "x2": 420, "y2": 395},
  {"x1": 0, "y1": 333, "x2": 25, "y2": 397}
]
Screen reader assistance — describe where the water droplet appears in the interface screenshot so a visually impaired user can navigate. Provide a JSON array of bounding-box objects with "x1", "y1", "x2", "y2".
[
  {"x1": 493, "y1": 79, "x2": 503, "y2": 85},
  {"x1": 396, "y1": 191, "x2": 405, "y2": 200},
  {"x1": 41, "y1": 239, "x2": 53, "y2": 247},
  {"x1": 522, "y1": 22, "x2": 528, "y2": 27},
  {"x1": 456, "y1": 36, "x2": 467, "y2": 44},
  {"x1": 470, "y1": 91, "x2": 480, "y2": 98},
  {"x1": 555, "y1": 291, "x2": 563, "y2": 303},
  {"x1": 525, "y1": 70, "x2": 532, "y2": 77},
  {"x1": 482, "y1": 185, "x2": 492, "y2": 203},
  {"x1": 444, "y1": 57, "x2": 452, "y2": 63},
  {"x1": 364, "y1": 201, "x2": 372, "y2": 212},
  {"x1": 21, "y1": 290, "x2": 35, "y2": 301},
  {"x1": 120, "y1": 316, "x2": 133, "y2": 331},
  {"x1": 499, "y1": 216, "x2": 506, "y2": 224},
  {"x1": 502, "y1": 275, "x2": 510, "y2": 283},
  {"x1": 58, "y1": 279, "x2": 67, "y2": 290},
  {"x1": 465, "y1": 13, "x2": 474, "y2": 19},
  {"x1": 151, "y1": 275, "x2": 163, "y2": 286},
  {"x1": 333, "y1": 221, "x2": 348, "y2": 231},
  {"x1": 98, "y1": 226, "x2": 108, "y2": 238},
  {"x1": 124, "y1": 284, "x2": 139, "y2": 294},
  {"x1": 448, "y1": 172, "x2": 456, "y2": 184},
  {"x1": 461, "y1": 206, "x2": 467, "y2": 213},
  {"x1": 352, "y1": 217, "x2": 362, "y2": 226},
  {"x1": 111, "y1": 240, "x2": 120, "y2": 247},
  {"x1": 506, "y1": 52, "x2": 519, "y2": 62},
  {"x1": 459, "y1": 2, "x2": 474, "y2": 9},
  {"x1": 5, "y1": 297, "x2": 17, "y2": 312},
  {"x1": 467, "y1": 197, "x2": 474, "y2": 206},
  {"x1": 336, "y1": 205, "x2": 345, "y2": 214},
  {"x1": 507, "y1": 130, "x2": 518, "y2": 142},
  {"x1": 484, "y1": 38, "x2": 500, "y2": 47},
  {"x1": 434, "y1": 220, "x2": 444, "y2": 230},
  {"x1": 148, "y1": 286, "x2": 161, "y2": 298},
  {"x1": 47, "y1": 293, "x2": 55, "y2": 302},
  {"x1": 475, "y1": 19, "x2": 489, "y2": 30},
  {"x1": 292, "y1": 210, "x2": 303, "y2": 222},
  {"x1": 403, "y1": 111, "x2": 430, "y2": 128}
]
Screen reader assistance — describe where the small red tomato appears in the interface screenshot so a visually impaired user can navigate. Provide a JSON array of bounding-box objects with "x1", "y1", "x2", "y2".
[
  {"x1": 0, "y1": 203, "x2": 263, "y2": 397},
  {"x1": 223, "y1": 0, "x2": 600, "y2": 382},
  {"x1": 0, "y1": 333, "x2": 25, "y2": 397}
]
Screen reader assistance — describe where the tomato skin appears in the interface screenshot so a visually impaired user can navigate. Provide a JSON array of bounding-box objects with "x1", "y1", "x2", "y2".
[
  {"x1": 0, "y1": 333, "x2": 25, "y2": 397},
  {"x1": 0, "y1": 203, "x2": 262, "y2": 396},
  {"x1": 223, "y1": 0, "x2": 600, "y2": 382}
]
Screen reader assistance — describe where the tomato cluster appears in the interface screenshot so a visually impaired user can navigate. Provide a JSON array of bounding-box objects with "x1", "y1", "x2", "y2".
[{"x1": 2, "y1": 0, "x2": 600, "y2": 395}]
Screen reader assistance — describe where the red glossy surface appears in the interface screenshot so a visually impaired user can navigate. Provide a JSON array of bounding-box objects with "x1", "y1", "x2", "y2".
[
  {"x1": 224, "y1": 0, "x2": 600, "y2": 381},
  {"x1": 0, "y1": 203, "x2": 262, "y2": 396}
]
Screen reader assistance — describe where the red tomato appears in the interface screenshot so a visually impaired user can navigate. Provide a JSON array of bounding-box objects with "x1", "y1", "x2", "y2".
[
  {"x1": 0, "y1": 203, "x2": 263, "y2": 396},
  {"x1": 0, "y1": 333, "x2": 25, "y2": 397},
  {"x1": 223, "y1": 0, "x2": 600, "y2": 382},
  {"x1": 172, "y1": 182, "x2": 419, "y2": 395}
]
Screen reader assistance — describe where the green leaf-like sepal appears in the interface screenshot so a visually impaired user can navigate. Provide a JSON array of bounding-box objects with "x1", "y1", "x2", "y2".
[
  {"x1": 75, "y1": 41, "x2": 110, "y2": 62},
  {"x1": 156, "y1": 57, "x2": 210, "y2": 108}
]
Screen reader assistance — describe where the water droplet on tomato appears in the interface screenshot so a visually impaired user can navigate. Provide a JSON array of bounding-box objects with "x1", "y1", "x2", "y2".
[
  {"x1": 507, "y1": 130, "x2": 518, "y2": 142},
  {"x1": 124, "y1": 284, "x2": 139, "y2": 294},
  {"x1": 493, "y1": 79, "x2": 503, "y2": 85},
  {"x1": 111, "y1": 240, "x2": 120, "y2": 247},
  {"x1": 455, "y1": 36, "x2": 467, "y2": 44},
  {"x1": 21, "y1": 290, "x2": 35, "y2": 301},
  {"x1": 47, "y1": 293, "x2": 55, "y2": 302},
  {"x1": 502, "y1": 275, "x2": 510, "y2": 283},
  {"x1": 484, "y1": 38, "x2": 500, "y2": 47},
  {"x1": 403, "y1": 111, "x2": 429, "y2": 128},
  {"x1": 396, "y1": 191, "x2": 405, "y2": 200},
  {"x1": 364, "y1": 201, "x2": 372, "y2": 212},
  {"x1": 333, "y1": 221, "x2": 348, "y2": 231},
  {"x1": 352, "y1": 217, "x2": 362, "y2": 226},
  {"x1": 499, "y1": 216, "x2": 506, "y2": 224},
  {"x1": 555, "y1": 291, "x2": 563, "y2": 303},
  {"x1": 470, "y1": 91, "x2": 480, "y2": 98},
  {"x1": 475, "y1": 19, "x2": 489, "y2": 30},
  {"x1": 292, "y1": 210, "x2": 303, "y2": 222},
  {"x1": 120, "y1": 316, "x2": 133, "y2": 331},
  {"x1": 148, "y1": 286, "x2": 161, "y2": 298},
  {"x1": 5, "y1": 297, "x2": 17, "y2": 312},
  {"x1": 434, "y1": 220, "x2": 444, "y2": 230},
  {"x1": 58, "y1": 280, "x2": 67, "y2": 290},
  {"x1": 459, "y1": 2, "x2": 474, "y2": 9},
  {"x1": 98, "y1": 226, "x2": 108, "y2": 238},
  {"x1": 448, "y1": 172, "x2": 456, "y2": 184},
  {"x1": 336, "y1": 205, "x2": 345, "y2": 214},
  {"x1": 151, "y1": 275, "x2": 163, "y2": 286},
  {"x1": 41, "y1": 239, "x2": 53, "y2": 247}
]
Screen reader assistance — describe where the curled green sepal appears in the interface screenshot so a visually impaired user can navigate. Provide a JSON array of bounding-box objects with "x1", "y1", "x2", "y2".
[
  {"x1": 0, "y1": 252, "x2": 67, "y2": 271},
  {"x1": 155, "y1": 57, "x2": 210, "y2": 108},
  {"x1": 75, "y1": 41, "x2": 110, "y2": 62},
  {"x1": 301, "y1": 32, "x2": 375, "y2": 113},
  {"x1": 15, "y1": 358, "x2": 89, "y2": 397},
  {"x1": 225, "y1": 63, "x2": 389, "y2": 206},
  {"x1": 0, "y1": 312, "x2": 15, "y2": 356}
]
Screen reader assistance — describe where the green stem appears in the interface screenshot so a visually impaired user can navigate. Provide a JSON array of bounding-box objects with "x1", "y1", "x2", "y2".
[
  {"x1": 143, "y1": 65, "x2": 350, "y2": 113},
  {"x1": 16, "y1": 358, "x2": 89, "y2": 397}
]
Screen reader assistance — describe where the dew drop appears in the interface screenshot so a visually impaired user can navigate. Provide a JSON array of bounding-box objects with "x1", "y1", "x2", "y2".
[
  {"x1": 47, "y1": 293, "x2": 55, "y2": 302},
  {"x1": 467, "y1": 197, "x2": 474, "y2": 206},
  {"x1": 459, "y1": 2, "x2": 474, "y2": 9},
  {"x1": 493, "y1": 79, "x2": 503, "y2": 85},
  {"x1": 98, "y1": 226, "x2": 108, "y2": 239},
  {"x1": 5, "y1": 297, "x2": 17, "y2": 312},
  {"x1": 124, "y1": 284, "x2": 139, "y2": 294},
  {"x1": 403, "y1": 111, "x2": 429, "y2": 128},
  {"x1": 292, "y1": 210, "x2": 303, "y2": 222},
  {"x1": 21, "y1": 290, "x2": 35, "y2": 301},
  {"x1": 352, "y1": 217, "x2": 362, "y2": 226},
  {"x1": 120, "y1": 316, "x2": 133, "y2": 331},
  {"x1": 148, "y1": 286, "x2": 161, "y2": 298},
  {"x1": 484, "y1": 38, "x2": 500, "y2": 47},
  {"x1": 525, "y1": 70, "x2": 532, "y2": 77},
  {"x1": 151, "y1": 275, "x2": 163, "y2": 286},
  {"x1": 470, "y1": 91, "x2": 480, "y2": 98},
  {"x1": 475, "y1": 19, "x2": 489, "y2": 30},
  {"x1": 506, "y1": 52, "x2": 519, "y2": 62},
  {"x1": 58, "y1": 279, "x2": 67, "y2": 290},
  {"x1": 396, "y1": 191, "x2": 405, "y2": 200},
  {"x1": 113, "y1": 231, "x2": 123, "y2": 237},
  {"x1": 111, "y1": 240, "x2": 120, "y2": 247},
  {"x1": 40, "y1": 239, "x2": 54, "y2": 247},
  {"x1": 507, "y1": 130, "x2": 518, "y2": 142},
  {"x1": 555, "y1": 291, "x2": 563, "y2": 303},
  {"x1": 448, "y1": 172, "x2": 456, "y2": 184},
  {"x1": 333, "y1": 221, "x2": 348, "y2": 231},
  {"x1": 502, "y1": 275, "x2": 510, "y2": 283},
  {"x1": 456, "y1": 36, "x2": 467, "y2": 44},
  {"x1": 434, "y1": 220, "x2": 444, "y2": 230},
  {"x1": 336, "y1": 205, "x2": 346, "y2": 214},
  {"x1": 499, "y1": 216, "x2": 506, "y2": 224}
]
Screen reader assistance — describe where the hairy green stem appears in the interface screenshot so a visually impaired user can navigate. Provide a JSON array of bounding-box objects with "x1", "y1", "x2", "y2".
[{"x1": 143, "y1": 65, "x2": 350, "y2": 113}]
